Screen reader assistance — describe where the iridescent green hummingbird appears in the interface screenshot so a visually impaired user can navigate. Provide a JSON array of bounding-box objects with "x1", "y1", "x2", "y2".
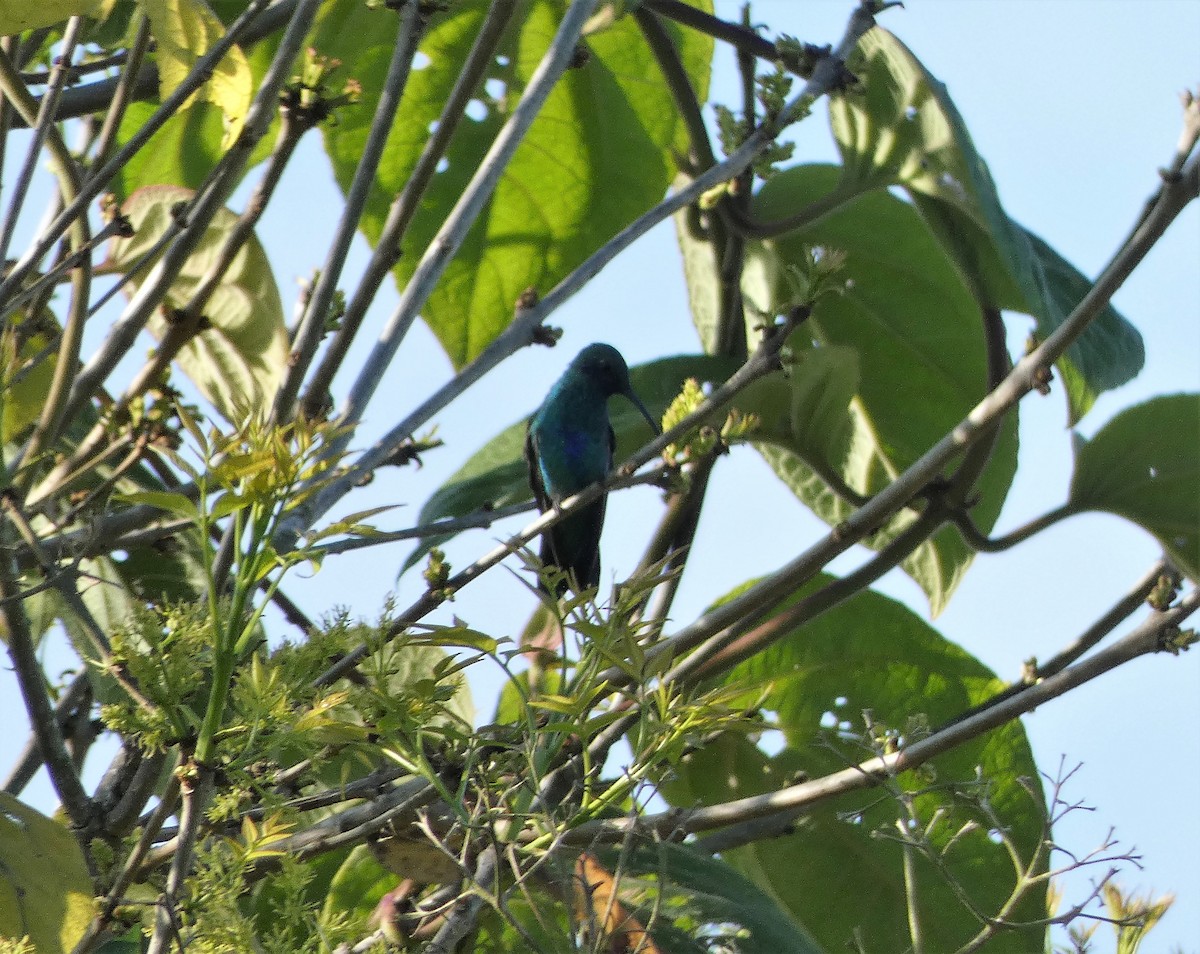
[{"x1": 526, "y1": 344, "x2": 660, "y2": 595}]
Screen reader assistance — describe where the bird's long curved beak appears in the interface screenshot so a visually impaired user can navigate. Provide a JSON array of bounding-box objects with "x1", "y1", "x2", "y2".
[{"x1": 624, "y1": 390, "x2": 661, "y2": 436}]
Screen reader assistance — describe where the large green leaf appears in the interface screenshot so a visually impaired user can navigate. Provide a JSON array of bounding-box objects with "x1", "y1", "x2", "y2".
[
  {"x1": 1070, "y1": 394, "x2": 1200, "y2": 580},
  {"x1": 319, "y1": 846, "x2": 393, "y2": 936},
  {"x1": 403, "y1": 353, "x2": 738, "y2": 571},
  {"x1": 112, "y1": 100, "x2": 229, "y2": 199},
  {"x1": 737, "y1": 164, "x2": 1018, "y2": 614},
  {"x1": 104, "y1": 185, "x2": 289, "y2": 421},
  {"x1": 0, "y1": 792, "x2": 97, "y2": 954},
  {"x1": 829, "y1": 27, "x2": 1143, "y2": 424},
  {"x1": 313, "y1": 0, "x2": 714, "y2": 367},
  {"x1": 471, "y1": 843, "x2": 825, "y2": 953},
  {"x1": 662, "y1": 576, "x2": 1047, "y2": 953}
]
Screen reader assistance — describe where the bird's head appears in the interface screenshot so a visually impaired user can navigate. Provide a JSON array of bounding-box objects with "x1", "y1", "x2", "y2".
[{"x1": 571, "y1": 344, "x2": 661, "y2": 434}]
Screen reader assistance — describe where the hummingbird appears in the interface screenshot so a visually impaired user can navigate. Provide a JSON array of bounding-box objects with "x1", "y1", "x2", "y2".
[{"x1": 525, "y1": 344, "x2": 660, "y2": 595}]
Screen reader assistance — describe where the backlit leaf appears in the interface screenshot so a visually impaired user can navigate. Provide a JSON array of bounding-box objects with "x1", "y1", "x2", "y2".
[
  {"x1": 105, "y1": 185, "x2": 288, "y2": 421},
  {"x1": 829, "y1": 27, "x2": 1142, "y2": 423},
  {"x1": 1070, "y1": 394, "x2": 1200, "y2": 580},
  {"x1": 736, "y1": 164, "x2": 1018, "y2": 614}
]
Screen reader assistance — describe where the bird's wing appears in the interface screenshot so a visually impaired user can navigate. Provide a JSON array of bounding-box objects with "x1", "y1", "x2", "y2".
[{"x1": 525, "y1": 422, "x2": 552, "y2": 512}]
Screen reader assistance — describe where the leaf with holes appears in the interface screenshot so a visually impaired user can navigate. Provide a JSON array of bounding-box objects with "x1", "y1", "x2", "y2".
[
  {"x1": 829, "y1": 27, "x2": 1143, "y2": 424},
  {"x1": 735, "y1": 164, "x2": 1018, "y2": 615},
  {"x1": 103, "y1": 185, "x2": 288, "y2": 422},
  {"x1": 1070, "y1": 394, "x2": 1200, "y2": 580},
  {"x1": 313, "y1": 0, "x2": 714, "y2": 367}
]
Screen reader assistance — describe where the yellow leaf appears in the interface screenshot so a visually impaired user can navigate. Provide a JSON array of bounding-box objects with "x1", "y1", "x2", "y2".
[
  {"x1": 139, "y1": 0, "x2": 251, "y2": 145},
  {"x1": 0, "y1": 793, "x2": 97, "y2": 954}
]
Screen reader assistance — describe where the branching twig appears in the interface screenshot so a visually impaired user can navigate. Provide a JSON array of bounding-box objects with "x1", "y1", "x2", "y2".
[
  {"x1": 565, "y1": 587, "x2": 1199, "y2": 845},
  {"x1": 937, "y1": 559, "x2": 1172, "y2": 730},
  {"x1": 1, "y1": 672, "x2": 91, "y2": 796},
  {"x1": 0, "y1": 0, "x2": 275, "y2": 312},
  {"x1": 608, "y1": 137, "x2": 1200, "y2": 689}
]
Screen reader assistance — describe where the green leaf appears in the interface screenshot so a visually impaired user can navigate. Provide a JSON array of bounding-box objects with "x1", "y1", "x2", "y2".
[
  {"x1": 139, "y1": 0, "x2": 252, "y2": 144},
  {"x1": 662, "y1": 576, "x2": 1047, "y2": 953},
  {"x1": 319, "y1": 846, "x2": 393, "y2": 932},
  {"x1": 0, "y1": 792, "x2": 97, "y2": 954},
  {"x1": 1070, "y1": 394, "x2": 1200, "y2": 580},
  {"x1": 110, "y1": 532, "x2": 209, "y2": 604},
  {"x1": 111, "y1": 100, "x2": 227, "y2": 199},
  {"x1": 739, "y1": 164, "x2": 1018, "y2": 614},
  {"x1": 104, "y1": 185, "x2": 289, "y2": 421},
  {"x1": 829, "y1": 27, "x2": 1143, "y2": 424},
  {"x1": 0, "y1": 0, "x2": 99, "y2": 34},
  {"x1": 313, "y1": 0, "x2": 714, "y2": 367},
  {"x1": 109, "y1": 35, "x2": 277, "y2": 199},
  {"x1": 116, "y1": 488, "x2": 201, "y2": 520},
  {"x1": 0, "y1": 304, "x2": 59, "y2": 441},
  {"x1": 402, "y1": 354, "x2": 738, "y2": 571},
  {"x1": 606, "y1": 841, "x2": 827, "y2": 954}
]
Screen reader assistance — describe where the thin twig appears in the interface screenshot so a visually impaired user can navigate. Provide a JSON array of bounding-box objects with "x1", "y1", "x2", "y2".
[
  {"x1": 283, "y1": 4, "x2": 882, "y2": 543},
  {"x1": 952, "y1": 502, "x2": 1076, "y2": 553},
  {"x1": 0, "y1": 16, "x2": 83, "y2": 263},
  {"x1": 609, "y1": 139, "x2": 1200, "y2": 688},
  {"x1": 938, "y1": 559, "x2": 1172, "y2": 731},
  {"x1": 566, "y1": 587, "x2": 1199, "y2": 845},
  {"x1": 1, "y1": 672, "x2": 91, "y2": 795},
  {"x1": 424, "y1": 846, "x2": 498, "y2": 954},
  {"x1": 55, "y1": 0, "x2": 322, "y2": 434},
  {"x1": 333, "y1": 0, "x2": 605, "y2": 438},
  {"x1": 88, "y1": 14, "x2": 153, "y2": 173},
  {"x1": 146, "y1": 766, "x2": 210, "y2": 954},
  {"x1": 0, "y1": 508, "x2": 95, "y2": 827}
]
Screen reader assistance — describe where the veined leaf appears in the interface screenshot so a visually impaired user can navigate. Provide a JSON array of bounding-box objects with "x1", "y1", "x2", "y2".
[
  {"x1": 662, "y1": 575, "x2": 1046, "y2": 953},
  {"x1": 313, "y1": 0, "x2": 714, "y2": 367},
  {"x1": 1070, "y1": 394, "x2": 1200, "y2": 580},
  {"x1": 829, "y1": 27, "x2": 1143, "y2": 423},
  {"x1": 736, "y1": 164, "x2": 1018, "y2": 615},
  {"x1": 104, "y1": 185, "x2": 289, "y2": 422}
]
